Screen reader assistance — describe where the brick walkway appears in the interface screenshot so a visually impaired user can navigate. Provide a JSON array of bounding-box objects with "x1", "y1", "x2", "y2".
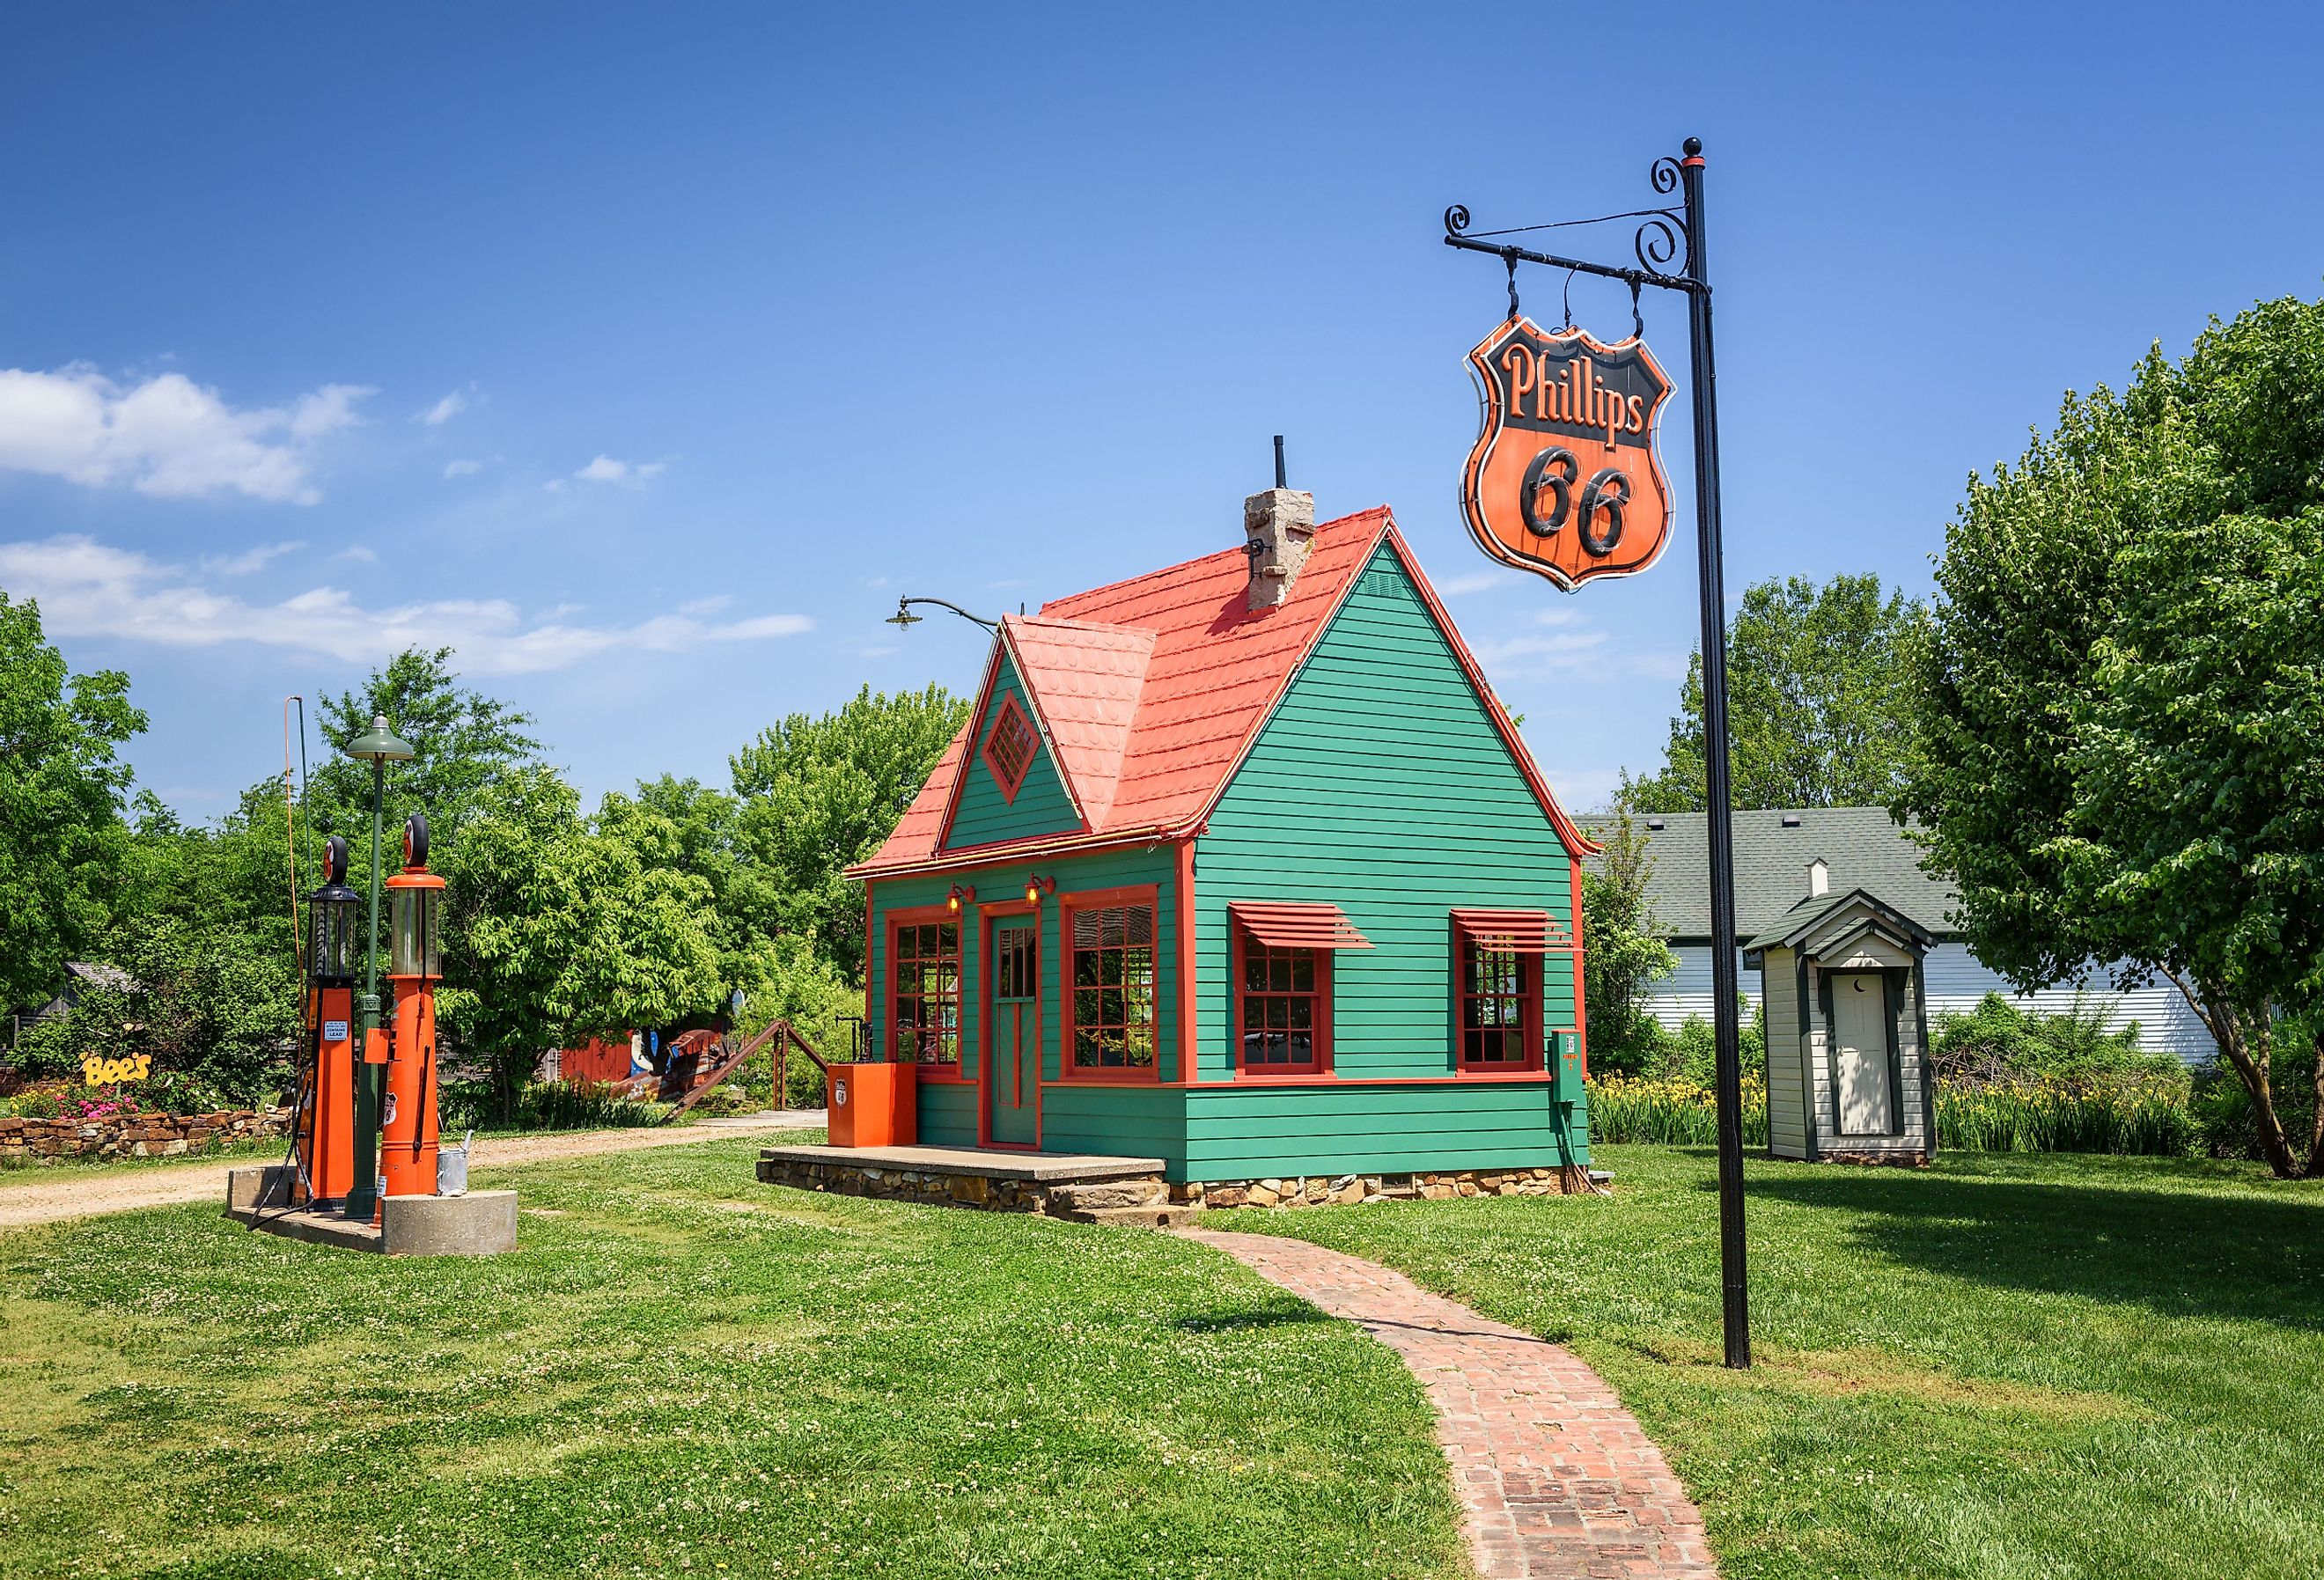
[{"x1": 1180, "y1": 1229, "x2": 1718, "y2": 1579}]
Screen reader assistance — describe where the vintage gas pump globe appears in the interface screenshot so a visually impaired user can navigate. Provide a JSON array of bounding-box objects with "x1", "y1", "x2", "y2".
[
  {"x1": 309, "y1": 840, "x2": 361, "y2": 985},
  {"x1": 388, "y1": 814, "x2": 443, "y2": 979}
]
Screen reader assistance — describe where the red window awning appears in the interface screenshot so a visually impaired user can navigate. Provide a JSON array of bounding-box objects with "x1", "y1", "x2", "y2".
[
  {"x1": 1451, "y1": 908, "x2": 1570, "y2": 955},
  {"x1": 1230, "y1": 901, "x2": 1373, "y2": 951}
]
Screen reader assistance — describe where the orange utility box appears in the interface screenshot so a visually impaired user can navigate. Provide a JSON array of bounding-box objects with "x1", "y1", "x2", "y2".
[{"x1": 827, "y1": 1061, "x2": 916, "y2": 1148}]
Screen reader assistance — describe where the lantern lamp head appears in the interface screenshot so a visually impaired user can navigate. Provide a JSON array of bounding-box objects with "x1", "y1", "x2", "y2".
[
  {"x1": 945, "y1": 883, "x2": 975, "y2": 913},
  {"x1": 343, "y1": 714, "x2": 416, "y2": 764},
  {"x1": 1024, "y1": 874, "x2": 1055, "y2": 905}
]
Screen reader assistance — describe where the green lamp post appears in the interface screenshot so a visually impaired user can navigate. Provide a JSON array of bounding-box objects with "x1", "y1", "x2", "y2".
[{"x1": 342, "y1": 713, "x2": 415, "y2": 1221}]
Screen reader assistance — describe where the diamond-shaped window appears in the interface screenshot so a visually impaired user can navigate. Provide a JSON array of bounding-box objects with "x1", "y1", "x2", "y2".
[{"x1": 981, "y1": 693, "x2": 1038, "y2": 802}]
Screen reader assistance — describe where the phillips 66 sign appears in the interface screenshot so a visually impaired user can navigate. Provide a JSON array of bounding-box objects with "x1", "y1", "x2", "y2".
[{"x1": 1460, "y1": 316, "x2": 1675, "y2": 590}]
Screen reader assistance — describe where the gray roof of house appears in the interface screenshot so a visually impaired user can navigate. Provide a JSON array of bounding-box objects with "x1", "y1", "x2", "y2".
[{"x1": 1578, "y1": 807, "x2": 1958, "y2": 942}]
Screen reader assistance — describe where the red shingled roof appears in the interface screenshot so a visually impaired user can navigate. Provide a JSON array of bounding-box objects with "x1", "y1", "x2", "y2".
[{"x1": 849, "y1": 506, "x2": 1592, "y2": 876}]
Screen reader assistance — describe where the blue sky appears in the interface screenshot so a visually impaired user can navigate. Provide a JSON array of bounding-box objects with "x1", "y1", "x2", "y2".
[{"x1": 4, "y1": 4, "x2": 2320, "y2": 821}]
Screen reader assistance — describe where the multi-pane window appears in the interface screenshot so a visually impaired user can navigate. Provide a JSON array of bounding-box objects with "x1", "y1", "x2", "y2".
[
  {"x1": 893, "y1": 921, "x2": 960, "y2": 1063},
  {"x1": 1070, "y1": 904, "x2": 1157, "y2": 1072},
  {"x1": 982, "y1": 694, "x2": 1037, "y2": 800},
  {"x1": 1460, "y1": 937, "x2": 1539, "y2": 1069},
  {"x1": 1239, "y1": 934, "x2": 1326, "y2": 1073}
]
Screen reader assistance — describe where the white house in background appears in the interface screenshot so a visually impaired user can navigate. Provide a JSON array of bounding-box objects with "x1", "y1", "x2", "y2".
[{"x1": 1580, "y1": 807, "x2": 2217, "y2": 1064}]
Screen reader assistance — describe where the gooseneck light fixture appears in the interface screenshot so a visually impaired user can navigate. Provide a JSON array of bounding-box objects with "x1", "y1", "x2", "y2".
[
  {"x1": 886, "y1": 596, "x2": 1000, "y2": 633},
  {"x1": 1024, "y1": 874, "x2": 1056, "y2": 906},
  {"x1": 945, "y1": 883, "x2": 976, "y2": 914},
  {"x1": 340, "y1": 713, "x2": 414, "y2": 1222}
]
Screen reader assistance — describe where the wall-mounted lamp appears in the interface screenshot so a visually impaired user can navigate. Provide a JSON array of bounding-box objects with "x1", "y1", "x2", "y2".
[
  {"x1": 1024, "y1": 874, "x2": 1056, "y2": 906},
  {"x1": 945, "y1": 883, "x2": 976, "y2": 913}
]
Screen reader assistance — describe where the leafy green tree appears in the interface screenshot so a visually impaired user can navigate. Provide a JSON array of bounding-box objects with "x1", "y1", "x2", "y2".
[
  {"x1": 1901, "y1": 294, "x2": 2324, "y2": 1179},
  {"x1": 730, "y1": 684, "x2": 967, "y2": 980},
  {"x1": 306, "y1": 647, "x2": 543, "y2": 865},
  {"x1": 1625, "y1": 574, "x2": 1922, "y2": 813},
  {"x1": 1581, "y1": 809, "x2": 1677, "y2": 1077},
  {"x1": 0, "y1": 593, "x2": 147, "y2": 1014},
  {"x1": 438, "y1": 768, "x2": 725, "y2": 1113}
]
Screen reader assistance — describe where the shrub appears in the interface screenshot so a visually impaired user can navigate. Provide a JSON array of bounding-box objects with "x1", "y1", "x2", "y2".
[
  {"x1": 509, "y1": 1080, "x2": 672, "y2": 1132},
  {"x1": 1931, "y1": 993, "x2": 2180, "y2": 1087},
  {"x1": 1586, "y1": 1073, "x2": 1770, "y2": 1148},
  {"x1": 1935, "y1": 1076, "x2": 2196, "y2": 1156}
]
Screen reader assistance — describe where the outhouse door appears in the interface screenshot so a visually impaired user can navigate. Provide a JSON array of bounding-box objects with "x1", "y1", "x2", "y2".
[
  {"x1": 1832, "y1": 973, "x2": 1894, "y2": 1134},
  {"x1": 986, "y1": 917, "x2": 1040, "y2": 1147}
]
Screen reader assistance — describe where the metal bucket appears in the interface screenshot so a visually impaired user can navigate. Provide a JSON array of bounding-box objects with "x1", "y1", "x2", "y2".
[{"x1": 437, "y1": 1131, "x2": 473, "y2": 1197}]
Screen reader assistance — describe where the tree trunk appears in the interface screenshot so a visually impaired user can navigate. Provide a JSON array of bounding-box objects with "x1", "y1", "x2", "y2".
[
  {"x1": 2198, "y1": 981, "x2": 2303, "y2": 1179},
  {"x1": 2306, "y1": 1027, "x2": 2324, "y2": 1181}
]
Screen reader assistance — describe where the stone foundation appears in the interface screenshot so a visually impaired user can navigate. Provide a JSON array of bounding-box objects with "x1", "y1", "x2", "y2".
[
  {"x1": 758, "y1": 1156, "x2": 1069, "y2": 1213},
  {"x1": 0, "y1": 1106, "x2": 286, "y2": 1165},
  {"x1": 1173, "y1": 1165, "x2": 1591, "y2": 1209}
]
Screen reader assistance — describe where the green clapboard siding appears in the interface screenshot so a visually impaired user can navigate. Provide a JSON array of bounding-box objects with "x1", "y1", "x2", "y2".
[
  {"x1": 867, "y1": 845, "x2": 1181, "y2": 1145},
  {"x1": 944, "y1": 656, "x2": 1081, "y2": 851},
  {"x1": 1194, "y1": 543, "x2": 1583, "y2": 1091},
  {"x1": 918, "y1": 1079, "x2": 979, "y2": 1148},
  {"x1": 1181, "y1": 1081, "x2": 1585, "y2": 1180}
]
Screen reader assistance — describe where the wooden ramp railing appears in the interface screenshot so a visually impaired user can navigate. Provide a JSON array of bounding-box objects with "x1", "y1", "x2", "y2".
[{"x1": 654, "y1": 1018, "x2": 830, "y2": 1124}]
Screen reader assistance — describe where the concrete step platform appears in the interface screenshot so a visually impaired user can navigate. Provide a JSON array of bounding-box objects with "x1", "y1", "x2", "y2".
[
  {"x1": 1054, "y1": 1202, "x2": 1203, "y2": 1230},
  {"x1": 224, "y1": 1166, "x2": 518, "y2": 1255}
]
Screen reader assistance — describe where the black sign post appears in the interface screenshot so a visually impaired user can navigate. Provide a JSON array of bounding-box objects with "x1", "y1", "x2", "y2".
[{"x1": 1445, "y1": 135, "x2": 1751, "y2": 1369}]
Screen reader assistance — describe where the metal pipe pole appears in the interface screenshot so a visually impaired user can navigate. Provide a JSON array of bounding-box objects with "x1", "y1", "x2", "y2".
[
  {"x1": 1679, "y1": 136, "x2": 1750, "y2": 1368},
  {"x1": 346, "y1": 756, "x2": 386, "y2": 1221}
]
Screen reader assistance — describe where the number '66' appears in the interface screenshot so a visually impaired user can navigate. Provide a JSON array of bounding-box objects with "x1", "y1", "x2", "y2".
[{"x1": 1520, "y1": 446, "x2": 1631, "y2": 556}]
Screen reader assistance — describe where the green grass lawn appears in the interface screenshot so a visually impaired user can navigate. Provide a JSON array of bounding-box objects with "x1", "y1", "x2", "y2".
[
  {"x1": 0, "y1": 1136, "x2": 1465, "y2": 1580},
  {"x1": 1212, "y1": 1145, "x2": 2324, "y2": 1580}
]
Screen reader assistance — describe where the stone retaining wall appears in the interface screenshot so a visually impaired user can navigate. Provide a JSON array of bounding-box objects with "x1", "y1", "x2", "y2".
[
  {"x1": 0, "y1": 1107, "x2": 287, "y2": 1165},
  {"x1": 1172, "y1": 1165, "x2": 1589, "y2": 1209}
]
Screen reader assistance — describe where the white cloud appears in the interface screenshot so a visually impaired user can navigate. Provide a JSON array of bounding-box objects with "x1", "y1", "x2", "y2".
[
  {"x1": 0, "y1": 364, "x2": 371, "y2": 503},
  {"x1": 1435, "y1": 570, "x2": 1510, "y2": 596},
  {"x1": 0, "y1": 533, "x2": 813, "y2": 676},
  {"x1": 678, "y1": 595, "x2": 732, "y2": 617},
  {"x1": 334, "y1": 545, "x2": 379, "y2": 563},
  {"x1": 443, "y1": 458, "x2": 482, "y2": 478},
  {"x1": 415, "y1": 389, "x2": 469, "y2": 427},
  {"x1": 572, "y1": 453, "x2": 667, "y2": 485},
  {"x1": 199, "y1": 540, "x2": 304, "y2": 577}
]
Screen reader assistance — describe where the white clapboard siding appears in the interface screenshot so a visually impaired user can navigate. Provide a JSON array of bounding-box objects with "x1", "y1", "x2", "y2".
[
  {"x1": 1641, "y1": 941, "x2": 2217, "y2": 1064},
  {"x1": 1920, "y1": 943, "x2": 2216, "y2": 1062},
  {"x1": 1644, "y1": 945, "x2": 1745, "y2": 1031}
]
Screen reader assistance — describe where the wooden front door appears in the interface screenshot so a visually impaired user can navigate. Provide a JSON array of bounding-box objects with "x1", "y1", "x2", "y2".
[
  {"x1": 986, "y1": 918, "x2": 1040, "y2": 1147},
  {"x1": 1832, "y1": 973, "x2": 1894, "y2": 1135}
]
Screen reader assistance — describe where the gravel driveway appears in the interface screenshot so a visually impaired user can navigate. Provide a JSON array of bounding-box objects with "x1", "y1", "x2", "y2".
[{"x1": 0, "y1": 1111, "x2": 825, "y2": 1231}]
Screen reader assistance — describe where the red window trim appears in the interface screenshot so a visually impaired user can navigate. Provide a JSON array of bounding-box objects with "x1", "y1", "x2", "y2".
[
  {"x1": 978, "y1": 692, "x2": 1039, "y2": 803},
  {"x1": 886, "y1": 903, "x2": 964, "y2": 1070},
  {"x1": 1055, "y1": 883, "x2": 1163, "y2": 1084},
  {"x1": 1231, "y1": 920, "x2": 1334, "y2": 1077},
  {"x1": 1453, "y1": 920, "x2": 1545, "y2": 1074}
]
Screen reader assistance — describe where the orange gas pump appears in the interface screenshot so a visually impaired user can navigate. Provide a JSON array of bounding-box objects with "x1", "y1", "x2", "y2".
[
  {"x1": 295, "y1": 836, "x2": 362, "y2": 1206},
  {"x1": 380, "y1": 813, "x2": 445, "y2": 1199}
]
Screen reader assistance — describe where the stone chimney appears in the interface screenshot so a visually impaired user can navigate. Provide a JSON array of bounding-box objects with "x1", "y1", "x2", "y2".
[
  {"x1": 1808, "y1": 858, "x2": 1829, "y2": 898},
  {"x1": 1243, "y1": 488, "x2": 1315, "y2": 612}
]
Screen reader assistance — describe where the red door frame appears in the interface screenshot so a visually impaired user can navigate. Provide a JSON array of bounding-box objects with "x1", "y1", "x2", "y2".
[{"x1": 979, "y1": 900, "x2": 1042, "y2": 1150}]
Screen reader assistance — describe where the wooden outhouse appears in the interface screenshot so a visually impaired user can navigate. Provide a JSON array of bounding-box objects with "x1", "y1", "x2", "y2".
[
  {"x1": 845, "y1": 490, "x2": 1598, "y2": 1189},
  {"x1": 1748, "y1": 868, "x2": 1938, "y2": 1165}
]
